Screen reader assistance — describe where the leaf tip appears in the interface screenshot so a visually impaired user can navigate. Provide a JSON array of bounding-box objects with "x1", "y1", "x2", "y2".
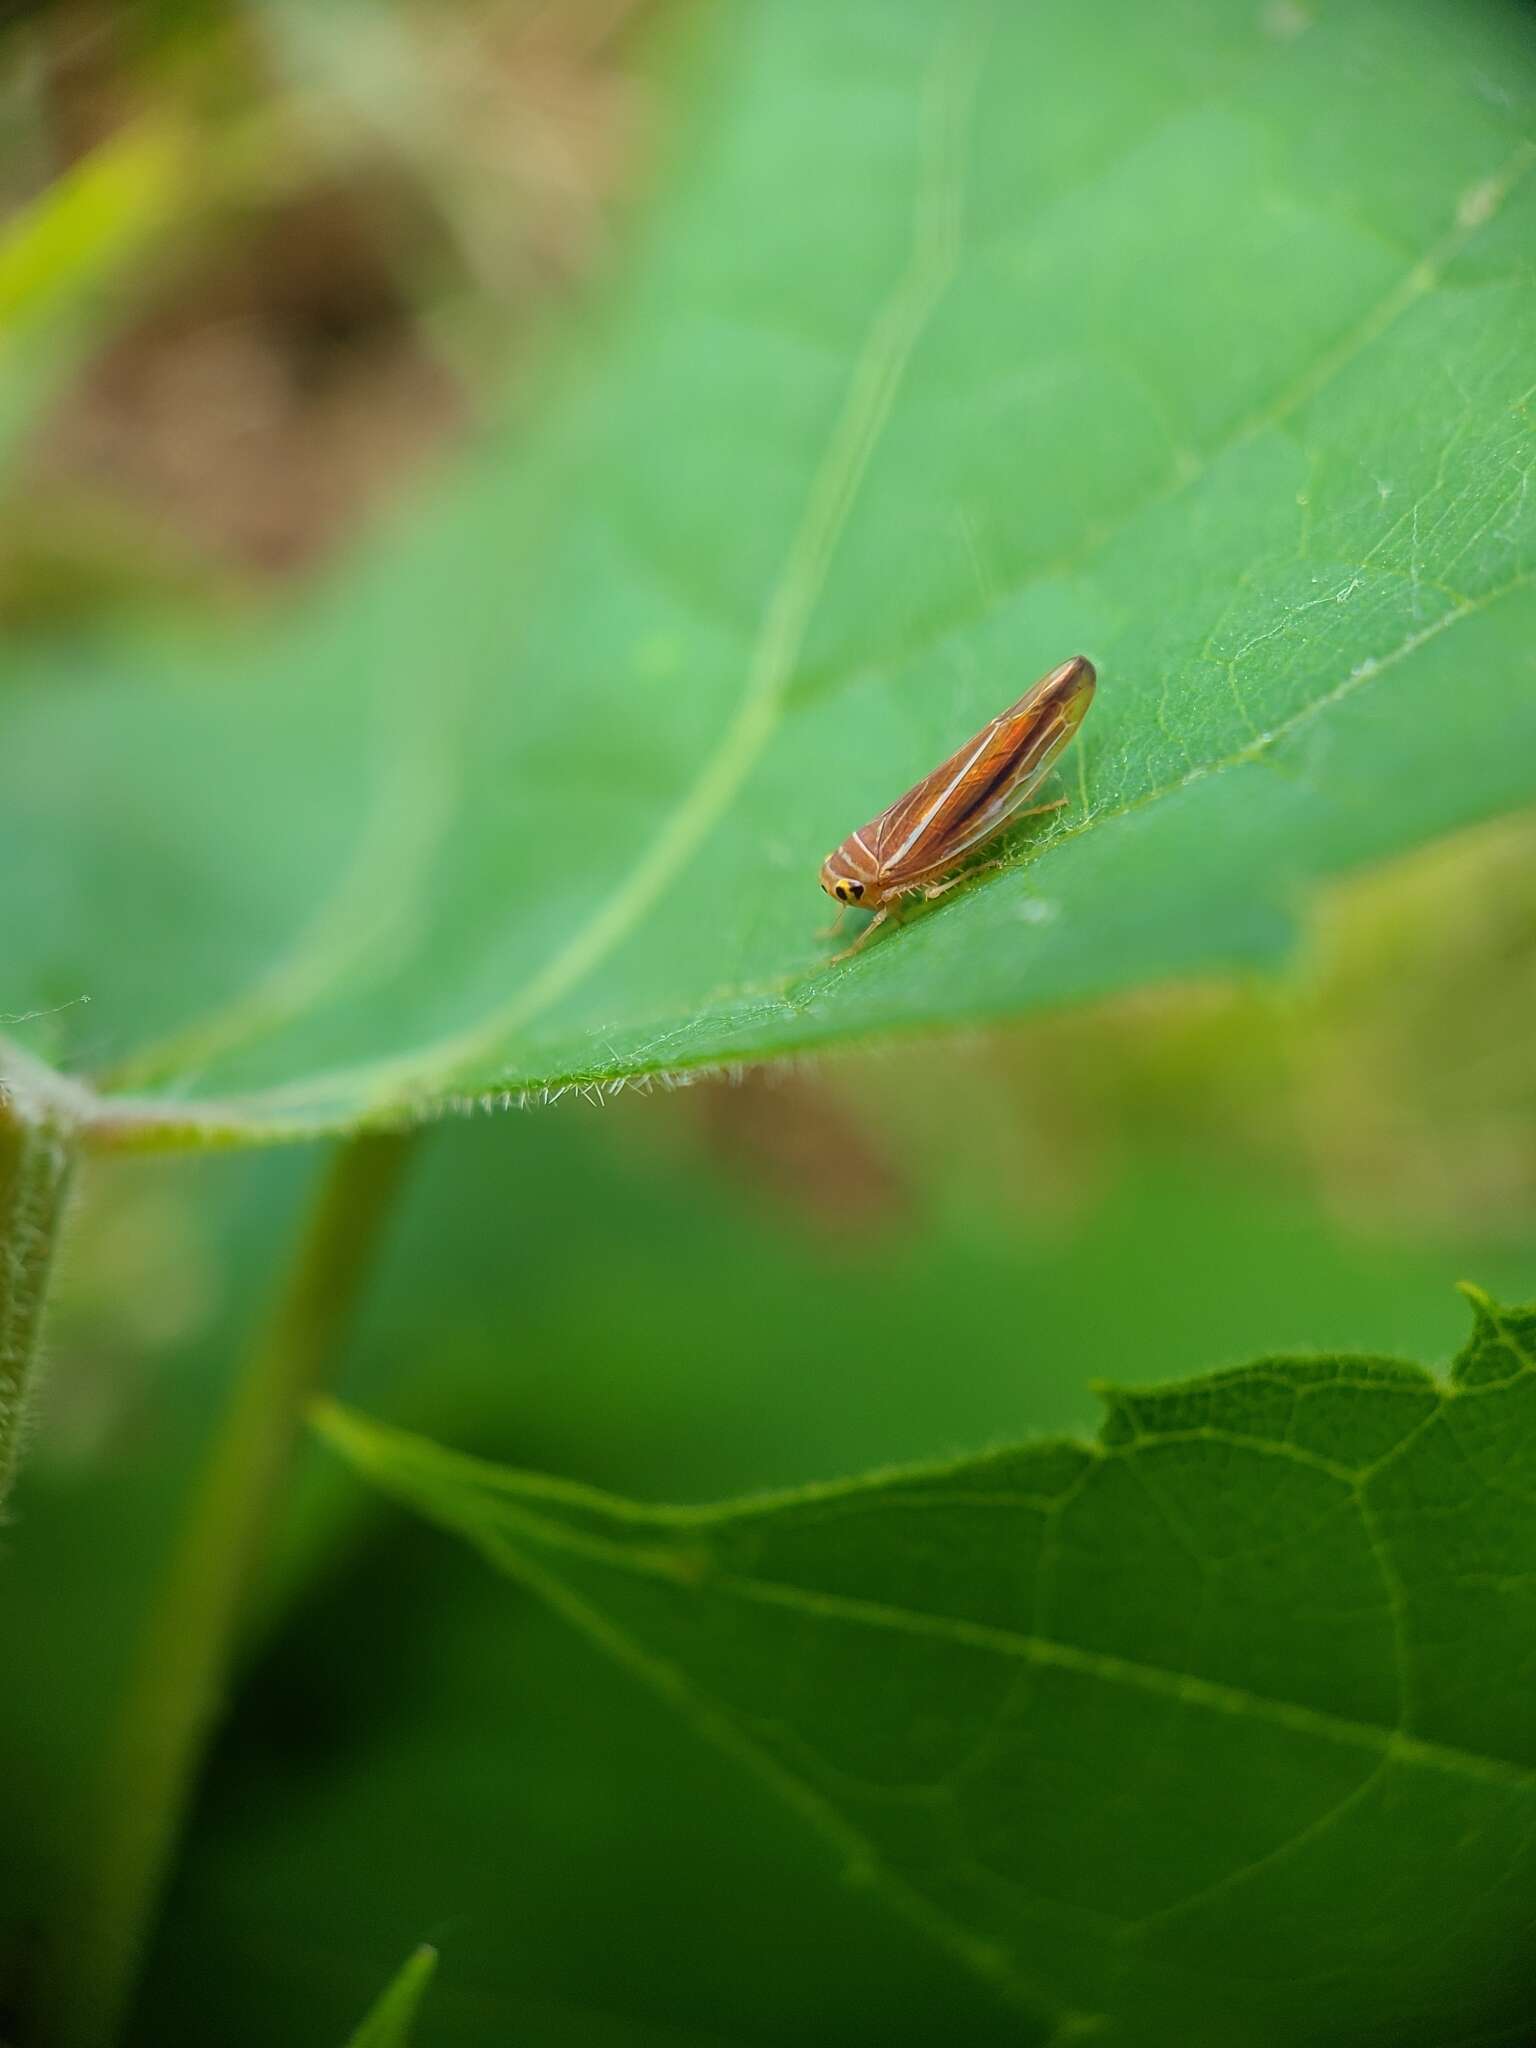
[
  {"x1": 1089, "y1": 1380, "x2": 1136, "y2": 1448},
  {"x1": 310, "y1": 1397, "x2": 373, "y2": 1468},
  {"x1": 1451, "y1": 1281, "x2": 1536, "y2": 1389},
  {"x1": 345, "y1": 1942, "x2": 438, "y2": 2048}
]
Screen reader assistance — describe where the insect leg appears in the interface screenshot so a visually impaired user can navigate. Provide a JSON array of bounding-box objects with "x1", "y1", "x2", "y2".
[
  {"x1": 828, "y1": 904, "x2": 891, "y2": 964},
  {"x1": 920, "y1": 795, "x2": 1070, "y2": 900}
]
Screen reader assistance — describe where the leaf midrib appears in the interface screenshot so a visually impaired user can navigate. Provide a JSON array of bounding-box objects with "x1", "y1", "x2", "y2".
[{"x1": 390, "y1": 1459, "x2": 1536, "y2": 1796}]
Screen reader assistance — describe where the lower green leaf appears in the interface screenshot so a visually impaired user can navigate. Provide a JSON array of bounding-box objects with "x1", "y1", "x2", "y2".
[{"x1": 315, "y1": 1286, "x2": 1536, "y2": 2048}]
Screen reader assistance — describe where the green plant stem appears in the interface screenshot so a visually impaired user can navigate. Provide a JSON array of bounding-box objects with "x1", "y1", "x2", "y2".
[
  {"x1": 59, "y1": 1127, "x2": 420, "y2": 2048},
  {"x1": 0, "y1": 1093, "x2": 75, "y2": 1508}
]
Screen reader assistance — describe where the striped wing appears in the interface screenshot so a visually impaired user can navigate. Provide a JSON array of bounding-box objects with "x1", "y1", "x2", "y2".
[{"x1": 867, "y1": 682, "x2": 1077, "y2": 881}]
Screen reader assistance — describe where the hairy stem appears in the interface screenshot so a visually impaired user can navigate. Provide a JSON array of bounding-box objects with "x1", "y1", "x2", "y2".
[
  {"x1": 0, "y1": 1091, "x2": 75, "y2": 1509},
  {"x1": 57, "y1": 1127, "x2": 420, "y2": 2048}
]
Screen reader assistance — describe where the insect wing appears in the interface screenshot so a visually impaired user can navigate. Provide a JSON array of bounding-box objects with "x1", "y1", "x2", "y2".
[
  {"x1": 899, "y1": 708, "x2": 1070, "y2": 870},
  {"x1": 868, "y1": 662, "x2": 1089, "y2": 880}
]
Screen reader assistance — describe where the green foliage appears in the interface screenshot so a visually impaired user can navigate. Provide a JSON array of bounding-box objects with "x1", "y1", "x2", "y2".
[
  {"x1": 5, "y1": 5, "x2": 1536, "y2": 2046},
  {"x1": 14, "y1": 1088, "x2": 1531, "y2": 2048},
  {"x1": 345, "y1": 1947, "x2": 437, "y2": 2048},
  {"x1": 0, "y1": 121, "x2": 189, "y2": 467},
  {"x1": 315, "y1": 1287, "x2": 1536, "y2": 2048},
  {"x1": 4, "y1": 0, "x2": 1536, "y2": 1144}
]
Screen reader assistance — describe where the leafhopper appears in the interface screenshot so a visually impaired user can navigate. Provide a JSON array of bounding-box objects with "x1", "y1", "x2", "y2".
[{"x1": 819, "y1": 654, "x2": 1095, "y2": 957}]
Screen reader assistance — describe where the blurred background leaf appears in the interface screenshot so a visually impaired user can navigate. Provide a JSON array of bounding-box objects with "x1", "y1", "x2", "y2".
[
  {"x1": 346, "y1": 1945, "x2": 436, "y2": 2048},
  {"x1": 0, "y1": 118, "x2": 190, "y2": 471},
  {"x1": 2, "y1": 0, "x2": 1536, "y2": 1140}
]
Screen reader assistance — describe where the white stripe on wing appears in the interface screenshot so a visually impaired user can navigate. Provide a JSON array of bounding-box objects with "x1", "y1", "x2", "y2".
[{"x1": 885, "y1": 722, "x2": 1002, "y2": 868}]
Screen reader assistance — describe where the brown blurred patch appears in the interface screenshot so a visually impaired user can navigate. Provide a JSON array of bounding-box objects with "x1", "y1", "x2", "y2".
[
  {"x1": 686, "y1": 1069, "x2": 913, "y2": 1234},
  {"x1": 1, "y1": 0, "x2": 649, "y2": 613},
  {"x1": 9, "y1": 3, "x2": 139, "y2": 179},
  {"x1": 21, "y1": 180, "x2": 465, "y2": 583}
]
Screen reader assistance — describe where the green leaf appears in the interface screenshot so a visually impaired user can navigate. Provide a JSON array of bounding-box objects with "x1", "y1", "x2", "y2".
[
  {"x1": 7, "y1": 2, "x2": 1536, "y2": 1149},
  {"x1": 315, "y1": 1286, "x2": 1536, "y2": 2048},
  {"x1": 12, "y1": 1101, "x2": 1535, "y2": 2047},
  {"x1": 345, "y1": 1945, "x2": 437, "y2": 2048}
]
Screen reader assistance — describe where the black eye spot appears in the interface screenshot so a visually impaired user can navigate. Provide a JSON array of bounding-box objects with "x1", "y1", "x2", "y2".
[
  {"x1": 836, "y1": 882, "x2": 848, "y2": 901},
  {"x1": 851, "y1": 882, "x2": 864, "y2": 899}
]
